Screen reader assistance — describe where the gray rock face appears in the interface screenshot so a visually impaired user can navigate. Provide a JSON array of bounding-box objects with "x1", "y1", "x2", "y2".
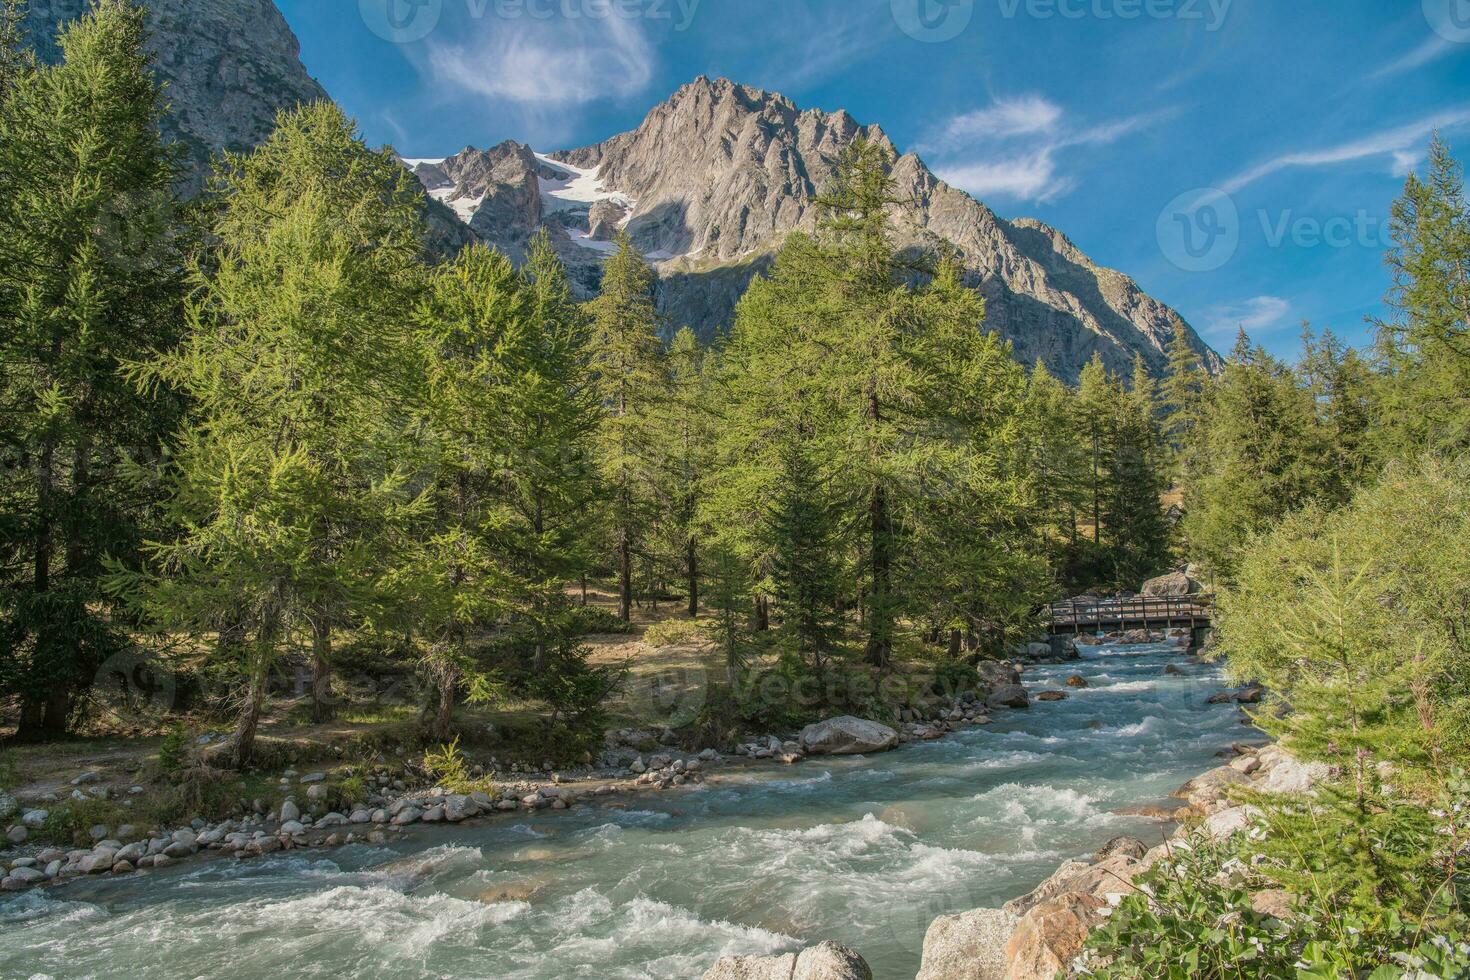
[
  {"x1": 21, "y1": 0, "x2": 329, "y2": 193},
  {"x1": 798, "y1": 717, "x2": 899, "y2": 756},
  {"x1": 915, "y1": 907, "x2": 1018, "y2": 980}
]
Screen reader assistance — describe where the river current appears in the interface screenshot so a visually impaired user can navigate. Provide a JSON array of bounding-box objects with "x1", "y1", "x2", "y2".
[{"x1": 0, "y1": 640, "x2": 1243, "y2": 980}]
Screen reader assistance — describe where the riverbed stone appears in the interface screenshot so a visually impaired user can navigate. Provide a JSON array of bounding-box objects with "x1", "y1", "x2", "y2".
[
  {"x1": 1173, "y1": 765, "x2": 1250, "y2": 806},
  {"x1": 799, "y1": 717, "x2": 898, "y2": 756},
  {"x1": 986, "y1": 685, "x2": 1030, "y2": 710},
  {"x1": 915, "y1": 907, "x2": 1018, "y2": 980},
  {"x1": 280, "y1": 800, "x2": 301, "y2": 822},
  {"x1": 703, "y1": 942, "x2": 871, "y2": 980},
  {"x1": 6, "y1": 825, "x2": 27, "y2": 844},
  {"x1": 1093, "y1": 836, "x2": 1148, "y2": 862}
]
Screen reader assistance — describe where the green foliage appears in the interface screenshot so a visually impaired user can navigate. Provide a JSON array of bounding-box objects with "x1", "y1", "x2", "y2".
[
  {"x1": 0, "y1": 0, "x2": 191, "y2": 736},
  {"x1": 114, "y1": 100, "x2": 429, "y2": 763},
  {"x1": 157, "y1": 724, "x2": 192, "y2": 776},
  {"x1": 1374, "y1": 134, "x2": 1470, "y2": 458},
  {"x1": 1082, "y1": 792, "x2": 1470, "y2": 980},
  {"x1": 1219, "y1": 457, "x2": 1470, "y2": 776},
  {"x1": 0, "y1": 750, "x2": 17, "y2": 791},
  {"x1": 421, "y1": 737, "x2": 492, "y2": 795}
]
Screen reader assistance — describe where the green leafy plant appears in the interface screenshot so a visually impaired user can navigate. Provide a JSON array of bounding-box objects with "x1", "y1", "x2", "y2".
[{"x1": 421, "y1": 737, "x2": 492, "y2": 795}]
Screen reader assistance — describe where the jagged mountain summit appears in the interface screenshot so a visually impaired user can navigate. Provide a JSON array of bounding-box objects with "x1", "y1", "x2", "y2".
[
  {"x1": 408, "y1": 77, "x2": 1219, "y2": 380},
  {"x1": 20, "y1": 0, "x2": 329, "y2": 194}
]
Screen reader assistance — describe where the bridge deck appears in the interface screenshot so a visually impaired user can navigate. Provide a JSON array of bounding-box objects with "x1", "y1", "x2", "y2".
[{"x1": 1047, "y1": 595, "x2": 1214, "y2": 634}]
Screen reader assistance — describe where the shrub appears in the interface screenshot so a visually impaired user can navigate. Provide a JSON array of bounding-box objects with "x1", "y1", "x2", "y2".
[{"x1": 422, "y1": 738, "x2": 492, "y2": 795}]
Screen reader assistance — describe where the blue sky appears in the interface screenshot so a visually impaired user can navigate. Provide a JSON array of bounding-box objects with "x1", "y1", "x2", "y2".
[{"x1": 277, "y1": 0, "x2": 1470, "y2": 360}]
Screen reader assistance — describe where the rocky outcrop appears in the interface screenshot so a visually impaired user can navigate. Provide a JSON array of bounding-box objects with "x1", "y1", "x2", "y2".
[
  {"x1": 910, "y1": 743, "x2": 1329, "y2": 980},
  {"x1": 798, "y1": 717, "x2": 898, "y2": 756},
  {"x1": 21, "y1": 0, "x2": 329, "y2": 193},
  {"x1": 701, "y1": 941, "x2": 871, "y2": 980}
]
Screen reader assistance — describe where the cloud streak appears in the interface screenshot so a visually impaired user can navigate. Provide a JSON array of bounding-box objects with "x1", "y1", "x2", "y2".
[
  {"x1": 1221, "y1": 108, "x2": 1470, "y2": 193},
  {"x1": 921, "y1": 94, "x2": 1164, "y2": 204},
  {"x1": 423, "y1": 13, "x2": 654, "y2": 108},
  {"x1": 1200, "y1": 296, "x2": 1291, "y2": 338},
  {"x1": 1371, "y1": 36, "x2": 1457, "y2": 79}
]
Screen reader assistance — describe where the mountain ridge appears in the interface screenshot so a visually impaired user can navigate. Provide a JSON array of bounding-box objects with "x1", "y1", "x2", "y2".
[{"x1": 413, "y1": 76, "x2": 1220, "y2": 380}]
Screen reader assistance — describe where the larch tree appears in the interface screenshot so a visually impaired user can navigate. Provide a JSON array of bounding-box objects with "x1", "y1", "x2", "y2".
[
  {"x1": 123, "y1": 102, "x2": 426, "y2": 763},
  {"x1": 0, "y1": 0, "x2": 189, "y2": 739}
]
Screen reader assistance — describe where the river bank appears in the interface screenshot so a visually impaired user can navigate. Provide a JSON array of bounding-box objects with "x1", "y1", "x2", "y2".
[{"x1": 0, "y1": 636, "x2": 1248, "y2": 979}]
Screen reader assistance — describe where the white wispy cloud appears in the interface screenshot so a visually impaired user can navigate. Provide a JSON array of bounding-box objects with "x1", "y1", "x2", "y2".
[
  {"x1": 1221, "y1": 108, "x2": 1470, "y2": 193},
  {"x1": 1371, "y1": 36, "x2": 1457, "y2": 79},
  {"x1": 423, "y1": 14, "x2": 654, "y2": 108},
  {"x1": 921, "y1": 94, "x2": 1164, "y2": 204},
  {"x1": 1200, "y1": 296, "x2": 1291, "y2": 338}
]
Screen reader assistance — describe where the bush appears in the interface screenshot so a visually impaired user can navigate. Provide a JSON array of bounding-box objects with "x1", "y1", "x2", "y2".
[
  {"x1": 1080, "y1": 778, "x2": 1470, "y2": 979},
  {"x1": 421, "y1": 738, "x2": 492, "y2": 795}
]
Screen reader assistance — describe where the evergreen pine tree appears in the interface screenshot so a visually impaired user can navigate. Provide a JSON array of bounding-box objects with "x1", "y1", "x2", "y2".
[{"x1": 586, "y1": 233, "x2": 665, "y2": 622}]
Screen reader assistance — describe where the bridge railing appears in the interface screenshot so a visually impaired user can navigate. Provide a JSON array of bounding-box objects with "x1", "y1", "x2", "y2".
[{"x1": 1046, "y1": 594, "x2": 1215, "y2": 630}]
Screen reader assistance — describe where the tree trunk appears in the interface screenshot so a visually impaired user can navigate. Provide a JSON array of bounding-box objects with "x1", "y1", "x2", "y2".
[
  {"x1": 580, "y1": 576, "x2": 588, "y2": 607},
  {"x1": 948, "y1": 629, "x2": 963, "y2": 658},
  {"x1": 431, "y1": 667, "x2": 458, "y2": 743},
  {"x1": 14, "y1": 701, "x2": 46, "y2": 742},
  {"x1": 40, "y1": 688, "x2": 73, "y2": 736},
  {"x1": 310, "y1": 618, "x2": 334, "y2": 723},
  {"x1": 618, "y1": 527, "x2": 632, "y2": 622},
  {"x1": 232, "y1": 657, "x2": 268, "y2": 769},
  {"x1": 686, "y1": 534, "x2": 699, "y2": 617},
  {"x1": 865, "y1": 482, "x2": 892, "y2": 671},
  {"x1": 755, "y1": 595, "x2": 769, "y2": 632}
]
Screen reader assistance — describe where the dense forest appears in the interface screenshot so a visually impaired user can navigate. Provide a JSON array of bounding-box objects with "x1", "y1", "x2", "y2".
[
  {"x1": 0, "y1": 0, "x2": 1184, "y2": 760},
  {"x1": 3, "y1": 3, "x2": 1470, "y2": 975}
]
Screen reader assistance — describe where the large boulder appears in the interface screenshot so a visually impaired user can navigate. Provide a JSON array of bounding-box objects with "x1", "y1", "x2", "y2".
[
  {"x1": 916, "y1": 908, "x2": 1019, "y2": 980},
  {"x1": 1141, "y1": 571, "x2": 1201, "y2": 597},
  {"x1": 703, "y1": 942, "x2": 871, "y2": 980},
  {"x1": 976, "y1": 660, "x2": 1021, "y2": 690},
  {"x1": 1003, "y1": 893, "x2": 1108, "y2": 980},
  {"x1": 986, "y1": 685, "x2": 1030, "y2": 710},
  {"x1": 798, "y1": 717, "x2": 898, "y2": 756}
]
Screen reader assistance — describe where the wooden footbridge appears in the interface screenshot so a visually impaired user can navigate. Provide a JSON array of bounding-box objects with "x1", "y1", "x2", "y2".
[{"x1": 1046, "y1": 594, "x2": 1214, "y2": 636}]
